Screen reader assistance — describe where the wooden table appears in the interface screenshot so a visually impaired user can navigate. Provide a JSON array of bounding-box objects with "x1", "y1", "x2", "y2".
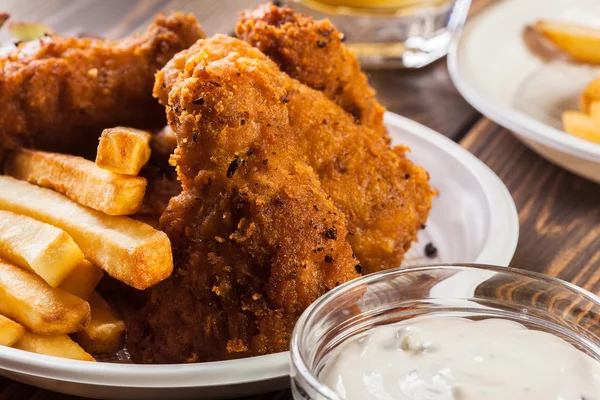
[{"x1": 1, "y1": 0, "x2": 599, "y2": 399}]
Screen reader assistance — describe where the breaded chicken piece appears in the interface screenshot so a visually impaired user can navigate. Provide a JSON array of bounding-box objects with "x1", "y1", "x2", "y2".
[
  {"x1": 155, "y1": 36, "x2": 432, "y2": 273},
  {"x1": 0, "y1": 13, "x2": 205, "y2": 159},
  {"x1": 236, "y1": 3, "x2": 387, "y2": 139},
  {"x1": 127, "y1": 54, "x2": 360, "y2": 363}
]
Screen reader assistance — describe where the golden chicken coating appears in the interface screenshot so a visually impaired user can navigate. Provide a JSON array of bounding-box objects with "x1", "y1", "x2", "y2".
[
  {"x1": 155, "y1": 35, "x2": 432, "y2": 273},
  {"x1": 0, "y1": 12, "x2": 205, "y2": 158},
  {"x1": 236, "y1": 3, "x2": 387, "y2": 138},
  {"x1": 128, "y1": 53, "x2": 360, "y2": 363},
  {"x1": 127, "y1": 36, "x2": 432, "y2": 363}
]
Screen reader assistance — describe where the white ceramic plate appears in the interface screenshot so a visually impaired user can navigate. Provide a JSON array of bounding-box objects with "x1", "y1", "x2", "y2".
[
  {"x1": 0, "y1": 113, "x2": 518, "y2": 399},
  {"x1": 449, "y1": 0, "x2": 600, "y2": 183}
]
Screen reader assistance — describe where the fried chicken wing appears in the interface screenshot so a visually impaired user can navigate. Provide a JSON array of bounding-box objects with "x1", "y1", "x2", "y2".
[
  {"x1": 155, "y1": 35, "x2": 432, "y2": 273},
  {"x1": 128, "y1": 36, "x2": 431, "y2": 363},
  {"x1": 0, "y1": 12, "x2": 205, "y2": 158},
  {"x1": 127, "y1": 54, "x2": 360, "y2": 363},
  {"x1": 236, "y1": 3, "x2": 387, "y2": 138}
]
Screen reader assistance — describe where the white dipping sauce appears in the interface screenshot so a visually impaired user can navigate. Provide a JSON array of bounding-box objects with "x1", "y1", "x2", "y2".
[{"x1": 320, "y1": 317, "x2": 600, "y2": 400}]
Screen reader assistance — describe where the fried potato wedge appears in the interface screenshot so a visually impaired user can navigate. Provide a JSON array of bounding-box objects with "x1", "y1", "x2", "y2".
[
  {"x1": 0, "y1": 259, "x2": 90, "y2": 334},
  {"x1": 535, "y1": 21, "x2": 600, "y2": 64},
  {"x1": 590, "y1": 101, "x2": 600, "y2": 124},
  {"x1": 59, "y1": 260, "x2": 104, "y2": 301},
  {"x1": 73, "y1": 292, "x2": 126, "y2": 353},
  {"x1": 96, "y1": 127, "x2": 152, "y2": 175},
  {"x1": 5, "y1": 148, "x2": 147, "y2": 216},
  {"x1": 14, "y1": 332, "x2": 95, "y2": 361},
  {"x1": 581, "y1": 77, "x2": 600, "y2": 112},
  {"x1": 0, "y1": 210, "x2": 84, "y2": 287},
  {"x1": 0, "y1": 177, "x2": 173, "y2": 289},
  {"x1": 0, "y1": 315, "x2": 25, "y2": 347},
  {"x1": 562, "y1": 111, "x2": 600, "y2": 144}
]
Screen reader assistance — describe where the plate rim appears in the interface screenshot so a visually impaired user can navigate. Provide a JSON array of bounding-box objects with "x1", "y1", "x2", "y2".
[
  {"x1": 448, "y1": 0, "x2": 600, "y2": 164},
  {"x1": 0, "y1": 112, "x2": 519, "y2": 388}
]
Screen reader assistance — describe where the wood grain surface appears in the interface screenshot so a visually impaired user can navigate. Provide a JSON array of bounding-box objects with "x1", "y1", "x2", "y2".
[{"x1": 0, "y1": 0, "x2": 599, "y2": 399}]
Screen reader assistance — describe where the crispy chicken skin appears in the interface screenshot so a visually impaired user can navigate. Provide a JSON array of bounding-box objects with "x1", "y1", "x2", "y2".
[
  {"x1": 0, "y1": 13, "x2": 205, "y2": 158},
  {"x1": 128, "y1": 36, "x2": 431, "y2": 363},
  {"x1": 236, "y1": 3, "x2": 387, "y2": 138},
  {"x1": 155, "y1": 35, "x2": 432, "y2": 273},
  {"x1": 127, "y1": 52, "x2": 360, "y2": 363}
]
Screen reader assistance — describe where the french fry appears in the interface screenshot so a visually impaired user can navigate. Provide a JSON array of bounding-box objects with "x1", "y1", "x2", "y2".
[
  {"x1": 73, "y1": 292, "x2": 126, "y2": 353},
  {"x1": 0, "y1": 177, "x2": 173, "y2": 289},
  {"x1": 0, "y1": 259, "x2": 90, "y2": 334},
  {"x1": 0, "y1": 210, "x2": 84, "y2": 287},
  {"x1": 581, "y1": 77, "x2": 600, "y2": 112},
  {"x1": 96, "y1": 127, "x2": 152, "y2": 175},
  {"x1": 535, "y1": 21, "x2": 600, "y2": 64},
  {"x1": 14, "y1": 332, "x2": 95, "y2": 361},
  {"x1": 0, "y1": 315, "x2": 25, "y2": 347},
  {"x1": 562, "y1": 111, "x2": 600, "y2": 144},
  {"x1": 5, "y1": 148, "x2": 147, "y2": 216},
  {"x1": 59, "y1": 260, "x2": 104, "y2": 301},
  {"x1": 589, "y1": 101, "x2": 600, "y2": 124}
]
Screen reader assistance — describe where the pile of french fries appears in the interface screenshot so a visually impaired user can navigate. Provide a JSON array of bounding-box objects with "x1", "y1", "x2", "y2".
[
  {"x1": 0, "y1": 127, "x2": 173, "y2": 361},
  {"x1": 534, "y1": 21, "x2": 600, "y2": 144}
]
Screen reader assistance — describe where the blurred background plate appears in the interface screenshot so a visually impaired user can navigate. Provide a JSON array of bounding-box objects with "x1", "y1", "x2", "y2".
[
  {"x1": 0, "y1": 113, "x2": 518, "y2": 400},
  {"x1": 449, "y1": 0, "x2": 600, "y2": 183}
]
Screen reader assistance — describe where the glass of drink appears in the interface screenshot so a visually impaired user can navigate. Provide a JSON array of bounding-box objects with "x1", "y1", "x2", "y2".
[{"x1": 278, "y1": 0, "x2": 472, "y2": 68}]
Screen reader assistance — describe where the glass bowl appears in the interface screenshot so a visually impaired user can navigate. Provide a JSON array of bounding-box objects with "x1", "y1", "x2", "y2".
[{"x1": 290, "y1": 264, "x2": 600, "y2": 399}]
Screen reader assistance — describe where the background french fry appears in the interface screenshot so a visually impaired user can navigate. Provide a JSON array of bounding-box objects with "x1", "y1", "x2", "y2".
[
  {"x1": 14, "y1": 332, "x2": 95, "y2": 361},
  {"x1": 581, "y1": 77, "x2": 600, "y2": 112},
  {"x1": 150, "y1": 125, "x2": 177, "y2": 157},
  {"x1": 73, "y1": 292, "x2": 126, "y2": 353},
  {"x1": 0, "y1": 315, "x2": 25, "y2": 347},
  {"x1": 535, "y1": 21, "x2": 600, "y2": 64},
  {"x1": 96, "y1": 127, "x2": 151, "y2": 175},
  {"x1": 0, "y1": 177, "x2": 173, "y2": 289},
  {"x1": 589, "y1": 101, "x2": 600, "y2": 124},
  {"x1": 59, "y1": 260, "x2": 104, "y2": 301},
  {"x1": 562, "y1": 111, "x2": 600, "y2": 144},
  {"x1": 0, "y1": 210, "x2": 84, "y2": 287},
  {"x1": 5, "y1": 148, "x2": 147, "y2": 216},
  {"x1": 0, "y1": 259, "x2": 90, "y2": 334}
]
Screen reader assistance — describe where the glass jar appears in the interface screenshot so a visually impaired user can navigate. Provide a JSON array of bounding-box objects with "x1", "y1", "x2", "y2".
[
  {"x1": 278, "y1": 0, "x2": 472, "y2": 68},
  {"x1": 290, "y1": 264, "x2": 600, "y2": 399}
]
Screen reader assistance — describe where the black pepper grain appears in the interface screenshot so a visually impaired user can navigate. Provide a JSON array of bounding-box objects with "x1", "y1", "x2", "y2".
[
  {"x1": 193, "y1": 98, "x2": 205, "y2": 105},
  {"x1": 325, "y1": 254, "x2": 334, "y2": 263},
  {"x1": 316, "y1": 40, "x2": 327, "y2": 48},
  {"x1": 323, "y1": 227, "x2": 337, "y2": 240},
  {"x1": 424, "y1": 243, "x2": 438, "y2": 258},
  {"x1": 227, "y1": 157, "x2": 241, "y2": 178},
  {"x1": 355, "y1": 264, "x2": 363, "y2": 274}
]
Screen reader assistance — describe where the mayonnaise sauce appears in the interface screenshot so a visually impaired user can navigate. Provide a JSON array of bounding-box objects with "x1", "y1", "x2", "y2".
[{"x1": 319, "y1": 317, "x2": 600, "y2": 400}]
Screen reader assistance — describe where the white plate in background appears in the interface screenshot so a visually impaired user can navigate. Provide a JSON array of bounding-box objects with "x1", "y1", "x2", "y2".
[
  {"x1": 449, "y1": 0, "x2": 600, "y2": 183},
  {"x1": 0, "y1": 113, "x2": 519, "y2": 399}
]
